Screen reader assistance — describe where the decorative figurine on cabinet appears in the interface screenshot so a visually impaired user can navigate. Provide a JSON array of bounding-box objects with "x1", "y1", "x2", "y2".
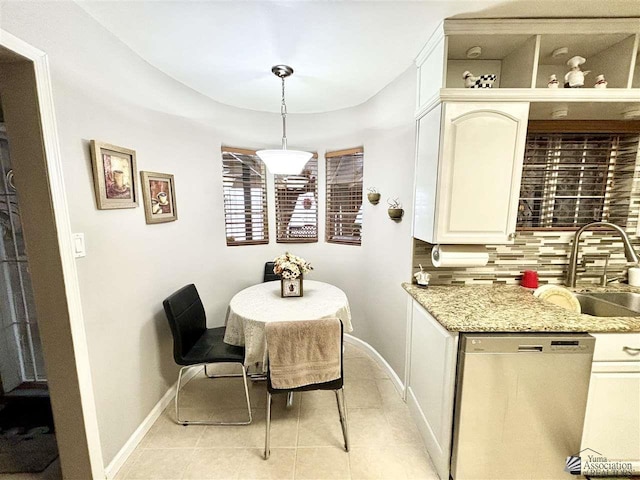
[
  {"x1": 564, "y1": 56, "x2": 590, "y2": 88},
  {"x1": 547, "y1": 74, "x2": 559, "y2": 88},
  {"x1": 594, "y1": 74, "x2": 608, "y2": 89},
  {"x1": 463, "y1": 71, "x2": 497, "y2": 88}
]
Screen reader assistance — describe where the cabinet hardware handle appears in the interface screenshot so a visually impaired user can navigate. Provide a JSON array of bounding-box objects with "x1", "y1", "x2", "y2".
[
  {"x1": 622, "y1": 346, "x2": 640, "y2": 355},
  {"x1": 508, "y1": 232, "x2": 516, "y2": 240}
]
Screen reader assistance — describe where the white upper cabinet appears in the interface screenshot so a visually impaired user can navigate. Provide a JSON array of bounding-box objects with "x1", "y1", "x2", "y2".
[
  {"x1": 414, "y1": 102, "x2": 530, "y2": 244},
  {"x1": 412, "y1": 17, "x2": 640, "y2": 245}
]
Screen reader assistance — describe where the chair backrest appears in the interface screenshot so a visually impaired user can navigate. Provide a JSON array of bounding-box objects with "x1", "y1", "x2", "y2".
[
  {"x1": 162, "y1": 284, "x2": 207, "y2": 364},
  {"x1": 263, "y1": 262, "x2": 279, "y2": 282},
  {"x1": 265, "y1": 319, "x2": 343, "y2": 392}
]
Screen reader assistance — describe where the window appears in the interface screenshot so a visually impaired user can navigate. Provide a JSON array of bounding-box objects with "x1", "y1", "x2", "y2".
[
  {"x1": 274, "y1": 155, "x2": 318, "y2": 243},
  {"x1": 222, "y1": 147, "x2": 268, "y2": 245},
  {"x1": 325, "y1": 147, "x2": 364, "y2": 245},
  {"x1": 518, "y1": 127, "x2": 639, "y2": 230}
]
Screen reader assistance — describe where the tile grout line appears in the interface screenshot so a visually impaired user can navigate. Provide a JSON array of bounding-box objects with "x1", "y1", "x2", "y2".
[{"x1": 293, "y1": 392, "x2": 300, "y2": 480}]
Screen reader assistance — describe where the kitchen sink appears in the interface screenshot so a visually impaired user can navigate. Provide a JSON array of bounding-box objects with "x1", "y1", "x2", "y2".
[
  {"x1": 580, "y1": 292, "x2": 640, "y2": 312},
  {"x1": 574, "y1": 293, "x2": 640, "y2": 317}
]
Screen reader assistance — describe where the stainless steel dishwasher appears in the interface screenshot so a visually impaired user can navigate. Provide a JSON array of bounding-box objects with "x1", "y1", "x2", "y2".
[{"x1": 450, "y1": 333, "x2": 595, "y2": 480}]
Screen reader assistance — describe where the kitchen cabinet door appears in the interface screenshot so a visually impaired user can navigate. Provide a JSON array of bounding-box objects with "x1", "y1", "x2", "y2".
[
  {"x1": 413, "y1": 105, "x2": 442, "y2": 243},
  {"x1": 581, "y1": 362, "x2": 640, "y2": 461},
  {"x1": 434, "y1": 102, "x2": 529, "y2": 244}
]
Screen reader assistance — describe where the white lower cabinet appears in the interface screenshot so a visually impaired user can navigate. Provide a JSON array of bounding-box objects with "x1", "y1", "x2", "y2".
[
  {"x1": 581, "y1": 333, "x2": 640, "y2": 461},
  {"x1": 406, "y1": 300, "x2": 458, "y2": 480}
]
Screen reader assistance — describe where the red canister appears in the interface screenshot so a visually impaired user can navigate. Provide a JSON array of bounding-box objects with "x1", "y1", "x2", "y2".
[{"x1": 521, "y1": 270, "x2": 539, "y2": 288}]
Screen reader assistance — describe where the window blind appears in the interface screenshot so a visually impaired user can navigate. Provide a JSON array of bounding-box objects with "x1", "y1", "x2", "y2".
[
  {"x1": 518, "y1": 132, "x2": 640, "y2": 229},
  {"x1": 325, "y1": 147, "x2": 364, "y2": 245},
  {"x1": 222, "y1": 147, "x2": 269, "y2": 245},
  {"x1": 274, "y1": 155, "x2": 318, "y2": 243}
]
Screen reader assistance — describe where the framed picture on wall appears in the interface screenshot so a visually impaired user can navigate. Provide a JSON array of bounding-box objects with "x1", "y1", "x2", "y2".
[
  {"x1": 140, "y1": 171, "x2": 178, "y2": 224},
  {"x1": 89, "y1": 140, "x2": 138, "y2": 209}
]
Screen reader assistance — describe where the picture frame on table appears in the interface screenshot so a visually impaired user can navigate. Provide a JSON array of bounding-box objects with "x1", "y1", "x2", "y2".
[
  {"x1": 281, "y1": 277, "x2": 303, "y2": 297},
  {"x1": 140, "y1": 171, "x2": 178, "y2": 224},
  {"x1": 89, "y1": 140, "x2": 138, "y2": 210}
]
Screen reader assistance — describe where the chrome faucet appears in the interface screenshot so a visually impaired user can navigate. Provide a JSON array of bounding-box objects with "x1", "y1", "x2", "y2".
[{"x1": 567, "y1": 221, "x2": 640, "y2": 287}]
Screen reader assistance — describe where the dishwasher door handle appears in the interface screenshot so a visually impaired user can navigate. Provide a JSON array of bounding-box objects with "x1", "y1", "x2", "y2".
[{"x1": 518, "y1": 345, "x2": 543, "y2": 352}]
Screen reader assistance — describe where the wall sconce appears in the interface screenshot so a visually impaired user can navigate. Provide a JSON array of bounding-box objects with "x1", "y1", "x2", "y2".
[
  {"x1": 367, "y1": 187, "x2": 381, "y2": 205},
  {"x1": 387, "y1": 198, "x2": 404, "y2": 221}
]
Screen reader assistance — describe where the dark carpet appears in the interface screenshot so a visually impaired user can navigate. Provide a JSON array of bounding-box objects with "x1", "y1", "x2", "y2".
[{"x1": 0, "y1": 396, "x2": 58, "y2": 474}]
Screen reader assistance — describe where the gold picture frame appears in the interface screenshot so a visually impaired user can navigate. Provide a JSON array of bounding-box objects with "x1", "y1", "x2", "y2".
[
  {"x1": 140, "y1": 171, "x2": 178, "y2": 224},
  {"x1": 90, "y1": 140, "x2": 138, "y2": 209},
  {"x1": 281, "y1": 277, "x2": 303, "y2": 297}
]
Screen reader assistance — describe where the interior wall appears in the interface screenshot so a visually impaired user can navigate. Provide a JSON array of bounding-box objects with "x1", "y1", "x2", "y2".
[
  {"x1": 0, "y1": 0, "x2": 417, "y2": 466},
  {"x1": 286, "y1": 67, "x2": 417, "y2": 378}
]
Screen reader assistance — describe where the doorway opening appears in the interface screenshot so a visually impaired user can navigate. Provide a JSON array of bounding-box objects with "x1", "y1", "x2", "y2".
[{"x1": 0, "y1": 95, "x2": 59, "y2": 476}]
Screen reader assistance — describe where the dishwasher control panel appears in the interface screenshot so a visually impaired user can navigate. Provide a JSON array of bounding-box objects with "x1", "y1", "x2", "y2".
[
  {"x1": 550, "y1": 340, "x2": 590, "y2": 352},
  {"x1": 463, "y1": 333, "x2": 595, "y2": 354}
]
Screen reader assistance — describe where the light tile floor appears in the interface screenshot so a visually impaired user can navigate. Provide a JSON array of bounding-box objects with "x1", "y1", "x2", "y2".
[
  {"x1": 115, "y1": 343, "x2": 439, "y2": 480},
  {"x1": 0, "y1": 344, "x2": 438, "y2": 480}
]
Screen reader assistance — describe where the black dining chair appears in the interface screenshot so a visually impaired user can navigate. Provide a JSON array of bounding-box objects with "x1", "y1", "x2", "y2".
[
  {"x1": 263, "y1": 261, "x2": 279, "y2": 282},
  {"x1": 263, "y1": 319, "x2": 348, "y2": 459},
  {"x1": 163, "y1": 284, "x2": 252, "y2": 425}
]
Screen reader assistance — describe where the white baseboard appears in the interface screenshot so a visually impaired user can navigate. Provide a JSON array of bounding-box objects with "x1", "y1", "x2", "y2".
[
  {"x1": 104, "y1": 366, "x2": 199, "y2": 479},
  {"x1": 344, "y1": 334, "x2": 405, "y2": 398}
]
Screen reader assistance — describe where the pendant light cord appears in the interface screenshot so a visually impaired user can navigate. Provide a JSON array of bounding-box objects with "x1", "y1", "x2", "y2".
[{"x1": 281, "y1": 76, "x2": 288, "y2": 150}]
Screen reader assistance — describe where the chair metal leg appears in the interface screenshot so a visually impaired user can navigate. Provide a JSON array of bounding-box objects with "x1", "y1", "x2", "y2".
[
  {"x1": 174, "y1": 365, "x2": 187, "y2": 425},
  {"x1": 286, "y1": 391, "x2": 294, "y2": 408},
  {"x1": 264, "y1": 392, "x2": 272, "y2": 460},
  {"x1": 335, "y1": 388, "x2": 350, "y2": 452},
  {"x1": 174, "y1": 363, "x2": 252, "y2": 426},
  {"x1": 204, "y1": 363, "x2": 246, "y2": 378}
]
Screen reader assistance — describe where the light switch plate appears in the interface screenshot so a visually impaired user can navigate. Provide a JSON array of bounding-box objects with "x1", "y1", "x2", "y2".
[{"x1": 72, "y1": 233, "x2": 86, "y2": 258}]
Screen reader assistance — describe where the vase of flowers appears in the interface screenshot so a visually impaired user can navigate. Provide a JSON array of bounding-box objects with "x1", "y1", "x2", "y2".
[{"x1": 273, "y1": 252, "x2": 313, "y2": 297}]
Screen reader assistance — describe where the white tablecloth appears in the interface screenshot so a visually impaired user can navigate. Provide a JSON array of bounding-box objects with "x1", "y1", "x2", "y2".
[{"x1": 224, "y1": 280, "x2": 353, "y2": 369}]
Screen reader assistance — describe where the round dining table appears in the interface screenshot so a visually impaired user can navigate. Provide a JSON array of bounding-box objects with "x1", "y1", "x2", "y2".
[{"x1": 224, "y1": 280, "x2": 353, "y2": 370}]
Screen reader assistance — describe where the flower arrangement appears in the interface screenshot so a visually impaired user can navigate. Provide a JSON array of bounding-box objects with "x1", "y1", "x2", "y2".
[{"x1": 273, "y1": 252, "x2": 313, "y2": 279}]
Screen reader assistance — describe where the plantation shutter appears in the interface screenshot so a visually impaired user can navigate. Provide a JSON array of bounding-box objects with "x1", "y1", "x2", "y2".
[
  {"x1": 325, "y1": 147, "x2": 364, "y2": 245},
  {"x1": 222, "y1": 147, "x2": 269, "y2": 245},
  {"x1": 274, "y1": 154, "x2": 318, "y2": 243},
  {"x1": 518, "y1": 129, "x2": 640, "y2": 229}
]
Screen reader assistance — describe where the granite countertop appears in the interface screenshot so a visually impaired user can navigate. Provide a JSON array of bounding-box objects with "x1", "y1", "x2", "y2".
[{"x1": 402, "y1": 283, "x2": 640, "y2": 333}]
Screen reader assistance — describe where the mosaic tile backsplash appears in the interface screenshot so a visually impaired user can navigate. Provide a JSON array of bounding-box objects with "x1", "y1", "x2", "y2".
[
  {"x1": 412, "y1": 230, "x2": 640, "y2": 286},
  {"x1": 412, "y1": 132, "x2": 640, "y2": 286}
]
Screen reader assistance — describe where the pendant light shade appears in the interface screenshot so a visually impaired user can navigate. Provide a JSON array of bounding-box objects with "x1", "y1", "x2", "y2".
[
  {"x1": 255, "y1": 149, "x2": 312, "y2": 175},
  {"x1": 257, "y1": 65, "x2": 312, "y2": 175}
]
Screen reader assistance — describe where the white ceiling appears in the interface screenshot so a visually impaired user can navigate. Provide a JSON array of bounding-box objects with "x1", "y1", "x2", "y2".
[{"x1": 77, "y1": 0, "x2": 640, "y2": 114}]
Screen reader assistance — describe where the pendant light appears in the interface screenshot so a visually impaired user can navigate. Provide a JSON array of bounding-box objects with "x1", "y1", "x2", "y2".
[{"x1": 257, "y1": 65, "x2": 312, "y2": 175}]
